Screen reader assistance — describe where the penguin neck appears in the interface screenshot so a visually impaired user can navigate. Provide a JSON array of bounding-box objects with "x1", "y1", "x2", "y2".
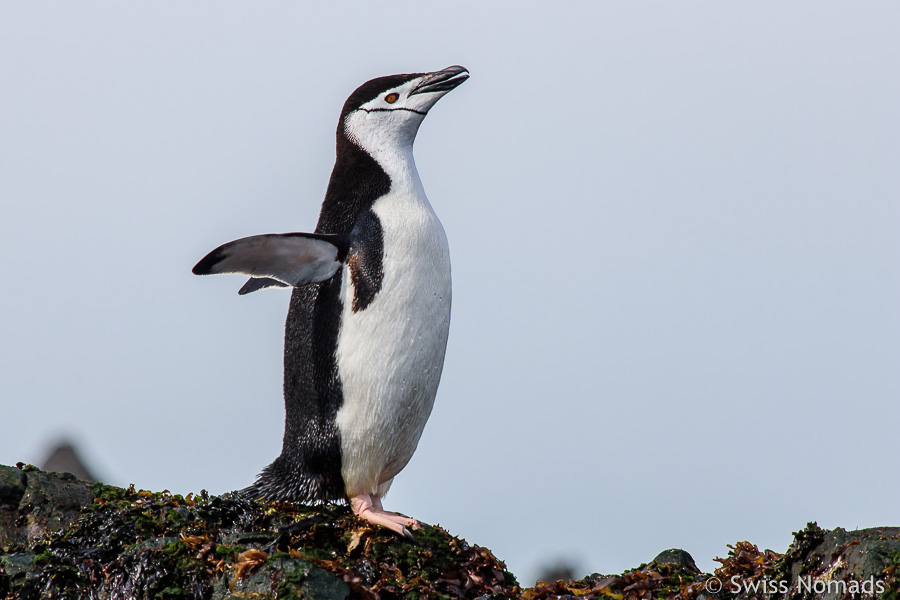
[
  {"x1": 368, "y1": 142, "x2": 422, "y2": 200},
  {"x1": 343, "y1": 112, "x2": 426, "y2": 197},
  {"x1": 316, "y1": 128, "x2": 424, "y2": 234}
]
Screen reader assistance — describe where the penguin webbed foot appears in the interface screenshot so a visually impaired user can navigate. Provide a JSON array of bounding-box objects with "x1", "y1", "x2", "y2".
[{"x1": 349, "y1": 493, "x2": 422, "y2": 542}]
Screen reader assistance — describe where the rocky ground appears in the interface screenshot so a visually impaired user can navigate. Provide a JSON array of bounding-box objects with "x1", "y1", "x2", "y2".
[{"x1": 1, "y1": 463, "x2": 898, "y2": 599}]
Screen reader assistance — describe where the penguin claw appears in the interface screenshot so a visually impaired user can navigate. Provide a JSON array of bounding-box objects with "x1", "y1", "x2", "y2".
[
  {"x1": 349, "y1": 493, "x2": 422, "y2": 541},
  {"x1": 400, "y1": 526, "x2": 416, "y2": 542}
]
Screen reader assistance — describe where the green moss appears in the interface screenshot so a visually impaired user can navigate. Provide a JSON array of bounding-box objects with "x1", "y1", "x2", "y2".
[
  {"x1": 276, "y1": 566, "x2": 310, "y2": 600},
  {"x1": 162, "y1": 540, "x2": 206, "y2": 574},
  {"x1": 164, "y1": 508, "x2": 189, "y2": 529},
  {"x1": 771, "y1": 521, "x2": 827, "y2": 580},
  {"x1": 214, "y1": 544, "x2": 242, "y2": 558},
  {"x1": 883, "y1": 551, "x2": 900, "y2": 600},
  {"x1": 298, "y1": 545, "x2": 339, "y2": 561},
  {"x1": 31, "y1": 551, "x2": 54, "y2": 566},
  {"x1": 368, "y1": 525, "x2": 458, "y2": 584},
  {"x1": 89, "y1": 481, "x2": 136, "y2": 504},
  {"x1": 133, "y1": 511, "x2": 163, "y2": 534}
]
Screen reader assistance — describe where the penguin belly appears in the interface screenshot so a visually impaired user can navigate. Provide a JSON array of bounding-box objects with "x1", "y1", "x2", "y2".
[{"x1": 333, "y1": 191, "x2": 451, "y2": 498}]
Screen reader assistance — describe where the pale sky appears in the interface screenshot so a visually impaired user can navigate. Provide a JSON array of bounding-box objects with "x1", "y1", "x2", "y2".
[{"x1": 1, "y1": 1, "x2": 898, "y2": 585}]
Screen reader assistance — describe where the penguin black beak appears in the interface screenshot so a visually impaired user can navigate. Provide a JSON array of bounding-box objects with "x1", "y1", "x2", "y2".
[{"x1": 409, "y1": 65, "x2": 469, "y2": 96}]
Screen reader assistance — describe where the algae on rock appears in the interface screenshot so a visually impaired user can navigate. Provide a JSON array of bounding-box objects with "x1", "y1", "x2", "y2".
[
  {"x1": 0, "y1": 464, "x2": 517, "y2": 599},
  {"x1": 1, "y1": 463, "x2": 899, "y2": 600}
]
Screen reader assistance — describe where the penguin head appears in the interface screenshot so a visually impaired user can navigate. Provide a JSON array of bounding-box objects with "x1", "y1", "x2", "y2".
[{"x1": 340, "y1": 66, "x2": 469, "y2": 154}]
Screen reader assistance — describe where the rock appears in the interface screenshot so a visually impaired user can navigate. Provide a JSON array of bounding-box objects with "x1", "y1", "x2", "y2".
[
  {"x1": 0, "y1": 467, "x2": 27, "y2": 552},
  {"x1": 0, "y1": 467, "x2": 26, "y2": 507},
  {"x1": 779, "y1": 524, "x2": 900, "y2": 600},
  {"x1": 0, "y1": 553, "x2": 38, "y2": 582},
  {"x1": 1, "y1": 464, "x2": 898, "y2": 600},
  {"x1": 0, "y1": 464, "x2": 516, "y2": 599},
  {"x1": 0, "y1": 464, "x2": 93, "y2": 550},
  {"x1": 650, "y1": 548, "x2": 701, "y2": 574},
  {"x1": 210, "y1": 557, "x2": 349, "y2": 600},
  {"x1": 18, "y1": 468, "x2": 94, "y2": 539}
]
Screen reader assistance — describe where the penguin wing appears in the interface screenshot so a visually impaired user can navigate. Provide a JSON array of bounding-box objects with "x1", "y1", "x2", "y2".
[
  {"x1": 193, "y1": 233, "x2": 350, "y2": 293},
  {"x1": 237, "y1": 277, "x2": 289, "y2": 295}
]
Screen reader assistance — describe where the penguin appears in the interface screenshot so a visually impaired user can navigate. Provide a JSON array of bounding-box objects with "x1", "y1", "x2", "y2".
[{"x1": 192, "y1": 66, "x2": 468, "y2": 538}]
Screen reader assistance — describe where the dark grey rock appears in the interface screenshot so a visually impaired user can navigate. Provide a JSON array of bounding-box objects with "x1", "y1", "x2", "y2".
[
  {"x1": 0, "y1": 467, "x2": 28, "y2": 551},
  {"x1": 16, "y1": 467, "x2": 94, "y2": 547},
  {"x1": 210, "y1": 557, "x2": 348, "y2": 600},
  {"x1": 0, "y1": 467, "x2": 26, "y2": 508},
  {"x1": 2, "y1": 465, "x2": 95, "y2": 550},
  {"x1": 299, "y1": 563, "x2": 349, "y2": 600},
  {"x1": 782, "y1": 526, "x2": 900, "y2": 600},
  {"x1": 130, "y1": 536, "x2": 179, "y2": 553},
  {"x1": 221, "y1": 531, "x2": 278, "y2": 546},
  {"x1": 651, "y1": 548, "x2": 701, "y2": 574},
  {"x1": 0, "y1": 552, "x2": 38, "y2": 584}
]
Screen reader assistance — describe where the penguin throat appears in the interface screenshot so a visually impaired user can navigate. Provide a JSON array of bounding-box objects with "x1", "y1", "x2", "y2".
[{"x1": 342, "y1": 110, "x2": 422, "y2": 189}]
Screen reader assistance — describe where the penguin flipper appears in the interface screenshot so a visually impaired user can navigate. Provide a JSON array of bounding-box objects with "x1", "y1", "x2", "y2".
[
  {"x1": 193, "y1": 233, "x2": 349, "y2": 292},
  {"x1": 238, "y1": 277, "x2": 288, "y2": 296}
]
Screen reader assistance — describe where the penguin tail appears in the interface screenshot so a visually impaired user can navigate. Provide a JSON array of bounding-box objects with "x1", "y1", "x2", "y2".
[{"x1": 239, "y1": 455, "x2": 344, "y2": 506}]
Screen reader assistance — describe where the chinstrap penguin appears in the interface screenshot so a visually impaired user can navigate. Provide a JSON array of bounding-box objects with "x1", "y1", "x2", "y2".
[{"x1": 193, "y1": 66, "x2": 468, "y2": 538}]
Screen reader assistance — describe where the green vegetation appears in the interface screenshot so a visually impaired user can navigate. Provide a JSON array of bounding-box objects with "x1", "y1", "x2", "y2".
[{"x1": 2, "y1": 466, "x2": 899, "y2": 599}]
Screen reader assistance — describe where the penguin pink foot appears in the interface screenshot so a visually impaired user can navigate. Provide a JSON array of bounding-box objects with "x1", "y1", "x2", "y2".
[{"x1": 350, "y1": 494, "x2": 419, "y2": 540}]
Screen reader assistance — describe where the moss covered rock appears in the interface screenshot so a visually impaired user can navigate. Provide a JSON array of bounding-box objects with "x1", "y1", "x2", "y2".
[
  {"x1": 0, "y1": 464, "x2": 517, "y2": 599},
  {"x1": 1, "y1": 464, "x2": 898, "y2": 600}
]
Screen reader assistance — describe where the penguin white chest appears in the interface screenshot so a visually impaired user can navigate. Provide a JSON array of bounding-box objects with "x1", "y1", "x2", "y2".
[{"x1": 334, "y1": 190, "x2": 451, "y2": 497}]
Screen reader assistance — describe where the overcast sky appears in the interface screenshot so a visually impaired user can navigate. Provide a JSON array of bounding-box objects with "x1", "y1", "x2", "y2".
[{"x1": 1, "y1": 0, "x2": 898, "y2": 585}]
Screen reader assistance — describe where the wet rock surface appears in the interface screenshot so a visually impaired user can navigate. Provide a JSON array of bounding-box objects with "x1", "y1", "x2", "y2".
[
  {"x1": 524, "y1": 525, "x2": 900, "y2": 600},
  {"x1": 0, "y1": 463, "x2": 897, "y2": 599},
  {"x1": 0, "y1": 464, "x2": 515, "y2": 599},
  {"x1": 0, "y1": 464, "x2": 93, "y2": 550}
]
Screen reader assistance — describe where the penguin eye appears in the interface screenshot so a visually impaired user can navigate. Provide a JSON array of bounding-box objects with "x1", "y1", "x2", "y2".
[{"x1": 384, "y1": 93, "x2": 399, "y2": 104}]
